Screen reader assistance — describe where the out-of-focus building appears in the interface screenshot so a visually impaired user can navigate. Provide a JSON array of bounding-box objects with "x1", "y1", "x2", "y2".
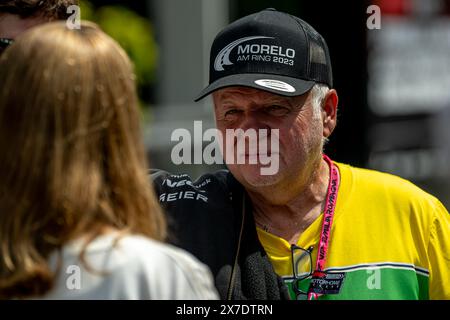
[
  {"x1": 145, "y1": 0, "x2": 228, "y2": 178},
  {"x1": 367, "y1": 0, "x2": 450, "y2": 207}
]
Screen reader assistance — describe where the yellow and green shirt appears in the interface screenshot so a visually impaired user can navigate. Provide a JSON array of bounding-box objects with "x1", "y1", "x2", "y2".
[{"x1": 257, "y1": 162, "x2": 450, "y2": 300}]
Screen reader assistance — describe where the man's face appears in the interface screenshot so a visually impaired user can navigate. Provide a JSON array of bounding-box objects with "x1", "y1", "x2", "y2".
[
  {"x1": 213, "y1": 86, "x2": 325, "y2": 190},
  {"x1": 0, "y1": 13, "x2": 47, "y2": 39}
]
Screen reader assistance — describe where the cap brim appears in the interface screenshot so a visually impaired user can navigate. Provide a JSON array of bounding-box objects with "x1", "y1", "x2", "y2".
[{"x1": 194, "y1": 73, "x2": 315, "y2": 101}]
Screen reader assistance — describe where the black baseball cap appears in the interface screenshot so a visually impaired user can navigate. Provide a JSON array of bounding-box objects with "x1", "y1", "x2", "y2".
[{"x1": 195, "y1": 8, "x2": 333, "y2": 101}]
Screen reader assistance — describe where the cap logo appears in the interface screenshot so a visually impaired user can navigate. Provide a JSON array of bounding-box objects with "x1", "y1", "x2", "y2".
[
  {"x1": 254, "y1": 79, "x2": 296, "y2": 93},
  {"x1": 214, "y1": 36, "x2": 273, "y2": 71}
]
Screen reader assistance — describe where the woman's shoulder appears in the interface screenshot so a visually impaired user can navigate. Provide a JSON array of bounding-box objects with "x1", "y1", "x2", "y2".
[
  {"x1": 70, "y1": 233, "x2": 211, "y2": 278},
  {"x1": 88, "y1": 233, "x2": 219, "y2": 299},
  {"x1": 114, "y1": 234, "x2": 209, "y2": 271},
  {"x1": 47, "y1": 233, "x2": 218, "y2": 299},
  {"x1": 112, "y1": 234, "x2": 219, "y2": 299}
]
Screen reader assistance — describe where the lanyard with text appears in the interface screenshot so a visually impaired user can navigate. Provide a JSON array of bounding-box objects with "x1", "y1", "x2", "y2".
[{"x1": 307, "y1": 154, "x2": 341, "y2": 300}]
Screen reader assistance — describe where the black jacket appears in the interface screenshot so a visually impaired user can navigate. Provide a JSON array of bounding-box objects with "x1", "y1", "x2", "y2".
[{"x1": 150, "y1": 169, "x2": 290, "y2": 300}]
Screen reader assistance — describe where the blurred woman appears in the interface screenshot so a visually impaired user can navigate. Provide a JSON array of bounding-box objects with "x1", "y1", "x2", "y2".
[{"x1": 0, "y1": 21, "x2": 218, "y2": 299}]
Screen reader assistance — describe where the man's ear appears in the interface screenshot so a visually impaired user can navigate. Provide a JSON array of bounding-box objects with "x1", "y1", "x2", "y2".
[{"x1": 322, "y1": 89, "x2": 338, "y2": 138}]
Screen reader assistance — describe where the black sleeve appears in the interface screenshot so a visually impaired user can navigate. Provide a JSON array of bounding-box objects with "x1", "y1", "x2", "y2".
[{"x1": 149, "y1": 169, "x2": 239, "y2": 277}]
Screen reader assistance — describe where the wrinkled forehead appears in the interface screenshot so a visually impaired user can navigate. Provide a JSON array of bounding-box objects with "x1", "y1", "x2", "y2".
[
  {"x1": 0, "y1": 13, "x2": 47, "y2": 39},
  {"x1": 213, "y1": 86, "x2": 309, "y2": 107}
]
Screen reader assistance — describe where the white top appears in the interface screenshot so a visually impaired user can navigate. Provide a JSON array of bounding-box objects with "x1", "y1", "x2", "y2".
[{"x1": 38, "y1": 233, "x2": 219, "y2": 300}]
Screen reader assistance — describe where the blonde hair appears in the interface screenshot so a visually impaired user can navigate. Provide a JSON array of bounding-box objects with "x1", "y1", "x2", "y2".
[{"x1": 0, "y1": 21, "x2": 166, "y2": 298}]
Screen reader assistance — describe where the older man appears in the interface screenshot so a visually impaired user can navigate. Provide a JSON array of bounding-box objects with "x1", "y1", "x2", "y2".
[
  {"x1": 152, "y1": 8, "x2": 449, "y2": 300},
  {"x1": 0, "y1": 0, "x2": 76, "y2": 54}
]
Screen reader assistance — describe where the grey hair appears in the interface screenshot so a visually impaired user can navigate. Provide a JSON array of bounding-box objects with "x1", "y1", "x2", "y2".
[
  {"x1": 310, "y1": 83, "x2": 331, "y2": 146},
  {"x1": 310, "y1": 83, "x2": 330, "y2": 119}
]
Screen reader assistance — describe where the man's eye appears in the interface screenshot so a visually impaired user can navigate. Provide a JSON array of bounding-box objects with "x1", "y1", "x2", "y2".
[
  {"x1": 224, "y1": 109, "x2": 241, "y2": 117},
  {"x1": 265, "y1": 105, "x2": 289, "y2": 116}
]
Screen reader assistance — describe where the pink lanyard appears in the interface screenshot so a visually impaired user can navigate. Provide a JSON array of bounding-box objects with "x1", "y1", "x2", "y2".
[{"x1": 307, "y1": 155, "x2": 340, "y2": 300}]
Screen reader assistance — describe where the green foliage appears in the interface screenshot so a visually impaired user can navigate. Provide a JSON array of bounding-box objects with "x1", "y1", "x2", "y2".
[
  {"x1": 79, "y1": 0, "x2": 94, "y2": 21},
  {"x1": 80, "y1": 1, "x2": 158, "y2": 104}
]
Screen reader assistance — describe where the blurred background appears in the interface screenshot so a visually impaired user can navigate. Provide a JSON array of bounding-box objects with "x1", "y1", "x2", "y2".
[{"x1": 82, "y1": 0, "x2": 450, "y2": 209}]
